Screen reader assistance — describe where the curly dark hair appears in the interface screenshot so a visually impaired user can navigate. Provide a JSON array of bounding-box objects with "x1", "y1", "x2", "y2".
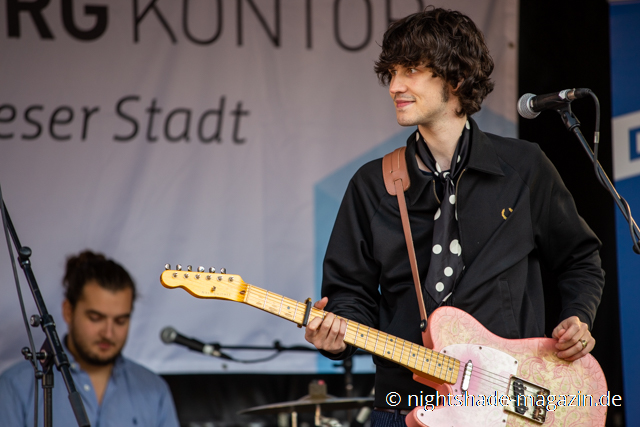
[
  {"x1": 63, "y1": 250, "x2": 136, "y2": 307},
  {"x1": 374, "y1": 7, "x2": 495, "y2": 117}
]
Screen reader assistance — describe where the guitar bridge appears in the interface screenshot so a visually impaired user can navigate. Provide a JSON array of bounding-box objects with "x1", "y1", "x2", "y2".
[{"x1": 504, "y1": 377, "x2": 550, "y2": 424}]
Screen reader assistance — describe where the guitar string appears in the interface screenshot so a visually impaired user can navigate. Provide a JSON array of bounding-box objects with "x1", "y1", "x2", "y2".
[
  {"x1": 439, "y1": 365, "x2": 526, "y2": 402},
  {"x1": 250, "y1": 288, "x2": 461, "y2": 382},
  {"x1": 449, "y1": 372, "x2": 550, "y2": 402},
  {"x1": 252, "y1": 289, "x2": 524, "y2": 389},
  {"x1": 204, "y1": 276, "x2": 551, "y2": 407},
  {"x1": 248, "y1": 287, "x2": 570, "y2": 411},
  {"x1": 469, "y1": 368, "x2": 545, "y2": 395},
  {"x1": 469, "y1": 366, "x2": 547, "y2": 396},
  {"x1": 344, "y1": 319, "x2": 558, "y2": 400},
  {"x1": 412, "y1": 364, "x2": 544, "y2": 404},
  {"x1": 469, "y1": 368, "x2": 512, "y2": 387},
  {"x1": 254, "y1": 290, "x2": 510, "y2": 381},
  {"x1": 468, "y1": 368, "x2": 555, "y2": 399},
  {"x1": 194, "y1": 280, "x2": 576, "y2": 410},
  {"x1": 459, "y1": 378, "x2": 547, "y2": 402},
  {"x1": 442, "y1": 370, "x2": 543, "y2": 402},
  {"x1": 248, "y1": 286, "x2": 553, "y2": 399},
  {"x1": 232, "y1": 287, "x2": 564, "y2": 407}
]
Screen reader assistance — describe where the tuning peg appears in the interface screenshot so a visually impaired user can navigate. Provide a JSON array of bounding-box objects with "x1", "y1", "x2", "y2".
[
  {"x1": 164, "y1": 264, "x2": 171, "y2": 270},
  {"x1": 198, "y1": 266, "x2": 205, "y2": 272},
  {"x1": 220, "y1": 268, "x2": 226, "y2": 274},
  {"x1": 176, "y1": 264, "x2": 182, "y2": 271},
  {"x1": 209, "y1": 267, "x2": 216, "y2": 273},
  {"x1": 187, "y1": 265, "x2": 192, "y2": 272}
]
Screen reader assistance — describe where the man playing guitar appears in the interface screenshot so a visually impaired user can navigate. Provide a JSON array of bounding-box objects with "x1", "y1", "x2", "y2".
[{"x1": 304, "y1": 7, "x2": 604, "y2": 427}]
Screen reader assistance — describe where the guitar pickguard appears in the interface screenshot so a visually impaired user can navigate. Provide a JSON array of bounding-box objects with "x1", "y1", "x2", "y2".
[{"x1": 410, "y1": 343, "x2": 517, "y2": 426}]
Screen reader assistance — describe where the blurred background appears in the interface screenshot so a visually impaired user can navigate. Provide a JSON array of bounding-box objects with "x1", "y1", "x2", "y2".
[{"x1": 0, "y1": 0, "x2": 637, "y2": 426}]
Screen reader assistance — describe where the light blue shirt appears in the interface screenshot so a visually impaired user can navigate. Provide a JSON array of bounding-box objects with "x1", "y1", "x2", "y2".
[{"x1": 0, "y1": 343, "x2": 179, "y2": 427}]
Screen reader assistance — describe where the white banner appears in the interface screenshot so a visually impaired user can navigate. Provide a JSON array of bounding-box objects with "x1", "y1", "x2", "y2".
[{"x1": 0, "y1": 0, "x2": 517, "y2": 374}]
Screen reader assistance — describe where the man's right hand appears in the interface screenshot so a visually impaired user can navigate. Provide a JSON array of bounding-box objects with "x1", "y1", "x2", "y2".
[{"x1": 304, "y1": 297, "x2": 348, "y2": 354}]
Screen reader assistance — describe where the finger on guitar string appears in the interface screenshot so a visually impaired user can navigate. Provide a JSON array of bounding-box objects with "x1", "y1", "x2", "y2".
[{"x1": 304, "y1": 298, "x2": 348, "y2": 354}]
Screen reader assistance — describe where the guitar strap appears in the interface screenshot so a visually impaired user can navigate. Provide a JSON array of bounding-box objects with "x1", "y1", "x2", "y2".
[{"x1": 382, "y1": 147, "x2": 430, "y2": 345}]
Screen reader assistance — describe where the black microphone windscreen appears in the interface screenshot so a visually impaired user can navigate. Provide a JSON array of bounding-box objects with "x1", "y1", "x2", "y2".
[{"x1": 160, "y1": 327, "x2": 177, "y2": 343}]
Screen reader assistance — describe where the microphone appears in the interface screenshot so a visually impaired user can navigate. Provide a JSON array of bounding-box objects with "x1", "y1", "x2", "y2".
[
  {"x1": 517, "y1": 88, "x2": 591, "y2": 119},
  {"x1": 160, "y1": 327, "x2": 232, "y2": 360}
]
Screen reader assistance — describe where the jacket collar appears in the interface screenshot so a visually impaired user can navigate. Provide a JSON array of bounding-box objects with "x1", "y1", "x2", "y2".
[
  {"x1": 404, "y1": 117, "x2": 504, "y2": 205},
  {"x1": 465, "y1": 117, "x2": 504, "y2": 177}
]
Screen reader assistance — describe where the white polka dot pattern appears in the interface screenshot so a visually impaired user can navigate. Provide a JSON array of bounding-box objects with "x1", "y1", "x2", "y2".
[{"x1": 414, "y1": 127, "x2": 469, "y2": 304}]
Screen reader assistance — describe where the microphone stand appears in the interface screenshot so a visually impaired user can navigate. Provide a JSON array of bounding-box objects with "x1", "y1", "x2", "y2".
[
  {"x1": 212, "y1": 341, "x2": 317, "y2": 353},
  {"x1": 1, "y1": 201, "x2": 91, "y2": 427},
  {"x1": 206, "y1": 340, "x2": 370, "y2": 363},
  {"x1": 555, "y1": 103, "x2": 640, "y2": 253}
]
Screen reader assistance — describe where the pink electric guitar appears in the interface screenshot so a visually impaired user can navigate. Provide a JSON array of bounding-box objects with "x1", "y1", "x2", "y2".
[{"x1": 160, "y1": 266, "x2": 608, "y2": 426}]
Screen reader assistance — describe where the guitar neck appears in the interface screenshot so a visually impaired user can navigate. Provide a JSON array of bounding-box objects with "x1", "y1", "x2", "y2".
[{"x1": 244, "y1": 284, "x2": 460, "y2": 384}]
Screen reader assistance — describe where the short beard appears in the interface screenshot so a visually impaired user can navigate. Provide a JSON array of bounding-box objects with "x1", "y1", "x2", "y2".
[{"x1": 67, "y1": 334, "x2": 121, "y2": 367}]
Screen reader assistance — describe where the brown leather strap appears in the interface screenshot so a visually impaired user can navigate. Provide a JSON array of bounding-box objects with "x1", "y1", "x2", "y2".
[
  {"x1": 382, "y1": 147, "x2": 410, "y2": 195},
  {"x1": 382, "y1": 147, "x2": 428, "y2": 336}
]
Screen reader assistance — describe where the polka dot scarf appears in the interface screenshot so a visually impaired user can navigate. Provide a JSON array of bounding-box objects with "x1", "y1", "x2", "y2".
[{"x1": 415, "y1": 121, "x2": 471, "y2": 305}]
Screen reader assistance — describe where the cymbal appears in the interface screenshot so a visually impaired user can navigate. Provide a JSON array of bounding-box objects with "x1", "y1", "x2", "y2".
[{"x1": 238, "y1": 395, "x2": 374, "y2": 415}]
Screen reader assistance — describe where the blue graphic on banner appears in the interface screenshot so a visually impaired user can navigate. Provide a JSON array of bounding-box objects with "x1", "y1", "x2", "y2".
[
  {"x1": 612, "y1": 175, "x2": 640, "y2": 419},
  {"x1": 630, "y1": 126, "x2": 640, "y2": 160},
  {"x1": 610, "y1": 2, "x2": 640, "y2": 117},
  {"x1": 610, "y1": 1, "x2": 640, "y2": 425},
  {"x1": 313, "y1": 128, "x2": 413, "y2": 373}
]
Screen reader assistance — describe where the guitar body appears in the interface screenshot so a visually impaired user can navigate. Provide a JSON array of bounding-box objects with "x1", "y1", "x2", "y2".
[{"x1": 406, "y1": 306, "x2": 608, "y2": 427}]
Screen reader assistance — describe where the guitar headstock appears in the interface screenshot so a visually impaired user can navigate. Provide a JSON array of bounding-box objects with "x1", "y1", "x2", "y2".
[{"x1": 160, "y1": 264, "x2": 248, "y2": 302}]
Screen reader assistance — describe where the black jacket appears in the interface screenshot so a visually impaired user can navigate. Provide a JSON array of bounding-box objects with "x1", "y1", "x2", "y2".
[{"x1": 321, "y1": 119, "x2": 604, "y2": 408}]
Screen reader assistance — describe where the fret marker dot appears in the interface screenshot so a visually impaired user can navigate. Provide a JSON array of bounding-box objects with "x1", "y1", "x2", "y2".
[
  {"x1": 361, "y1": 334, "x2": 364, "y2": 337},
  {"x1": 387, "y1": 351, "x2": 390, "y2": 354}
]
